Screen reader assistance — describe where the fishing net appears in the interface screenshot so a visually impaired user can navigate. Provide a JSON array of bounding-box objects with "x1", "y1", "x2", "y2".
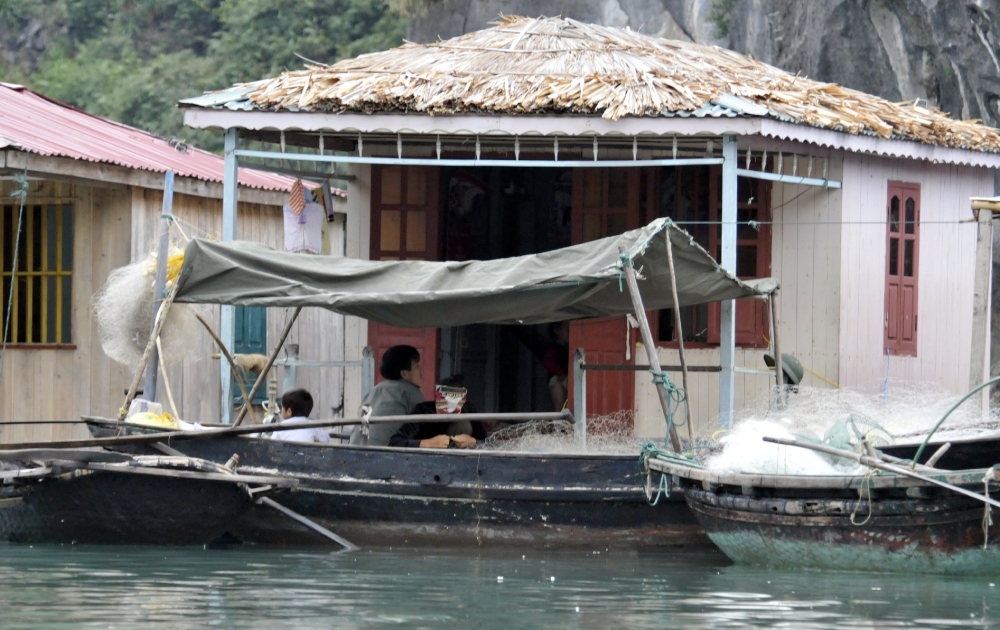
[
  {"x1": 702, "y1": 382, "x2": 1000, "y2": 475},
  {"x1": 92, "y1": 246, "x2": 207, "y2": 370},
  {"x1": 483, "y1": 410, "x2": 642, "y2": 454}
]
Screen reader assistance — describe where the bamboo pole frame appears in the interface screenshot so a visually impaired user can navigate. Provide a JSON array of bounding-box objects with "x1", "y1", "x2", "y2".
[
  {"x1": 618, "y1": 244, "x2": 683, "y2": 453},
  {"x1": 664, "y1": 228, "x2": 692, "y2": 443},
  {"x1": 233, "y1": 307, "x2": 302, "y2": 426}
]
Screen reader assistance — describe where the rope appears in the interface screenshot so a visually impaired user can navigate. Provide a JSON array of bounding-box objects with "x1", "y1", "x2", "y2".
[
  {"x1": 649, "y1": 368, "x2": 689, "y2": 445},
  {"x1": 984, "y1": 469, "x2": 994, "y2": 550},
  {"x1": 850, "y1": 468, "x2": 876, "y2": 526},
  {"x1": 0, "y1": 164, "x2": 29, "y2": 386},
  {"x1": 644, "y1": 469, "x2": 670, "y2": 506}
]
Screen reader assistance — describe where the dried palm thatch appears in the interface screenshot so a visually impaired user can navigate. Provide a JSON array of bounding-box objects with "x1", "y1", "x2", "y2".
[{"x1": 240, "y1": 15, "x2": 1000, "y2": 152}]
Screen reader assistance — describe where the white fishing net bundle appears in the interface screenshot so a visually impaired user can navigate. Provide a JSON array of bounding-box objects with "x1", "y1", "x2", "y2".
[
  {"x1": 92, "y1": 247, "x2": 207, "y2": 370},
  {"x1": 703, "y1": 383, "x2": 1000, "y2": 476},
  {"x1": 483, "y1": 410, "x2": 642, "y2": 455}
]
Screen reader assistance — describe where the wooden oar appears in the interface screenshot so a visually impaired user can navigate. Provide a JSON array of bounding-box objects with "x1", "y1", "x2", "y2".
[
  {"x1": 256, "y1": 496, "x2": 357, "y2": 550},
  {"x1": 763, "y1": 436, "x2": 1000, "y2": 509},
  {"x1": 0, "y1": 410, "x2": 573, "y2": 451}
]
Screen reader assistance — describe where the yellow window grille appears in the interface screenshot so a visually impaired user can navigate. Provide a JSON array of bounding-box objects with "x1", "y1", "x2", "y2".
[{"x1": 1, "y1": 202, "x2": 74, "y2": 344}]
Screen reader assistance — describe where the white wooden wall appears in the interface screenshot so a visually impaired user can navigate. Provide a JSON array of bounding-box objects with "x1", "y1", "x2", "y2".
[
  {"x1": 131, "y1": 189, "x2": 346, "y2": 423},
  {"x1": 839, "y1": 156, "x2": 993, "y2": 394}
]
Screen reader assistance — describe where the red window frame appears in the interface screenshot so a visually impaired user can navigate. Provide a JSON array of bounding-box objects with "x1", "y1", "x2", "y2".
[{"x1": 884, "y1": 181, "x2": 920, "y2": 357}]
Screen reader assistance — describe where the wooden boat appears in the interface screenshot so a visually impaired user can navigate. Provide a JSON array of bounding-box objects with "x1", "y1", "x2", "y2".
[
  {"x1": 881, "y1": 433, "x2": 1000, "y2": 471},
  {"x1": 0, "y1": 449, "x2": 295, "y2": 545},
  {"x1": 84, "y1": 418, "x2": 705, "y2": 549},
  {"x1": 644, "y1": 443, "x2": 1000, "y2": 575}
]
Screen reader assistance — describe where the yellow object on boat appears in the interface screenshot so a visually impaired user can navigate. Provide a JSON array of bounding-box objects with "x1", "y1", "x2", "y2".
[{"x1": 127, "y1": 412, "x2": 180, "y2": 430}]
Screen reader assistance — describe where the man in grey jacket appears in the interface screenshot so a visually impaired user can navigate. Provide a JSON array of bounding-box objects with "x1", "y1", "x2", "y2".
[{"x1": 350, "y1": 345, "x2": 427, "y2": 446}]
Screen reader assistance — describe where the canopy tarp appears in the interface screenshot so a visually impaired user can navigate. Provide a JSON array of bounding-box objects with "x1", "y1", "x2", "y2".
[{"x1": 174, "y1": 219, "x2": 777, "y2": 328}]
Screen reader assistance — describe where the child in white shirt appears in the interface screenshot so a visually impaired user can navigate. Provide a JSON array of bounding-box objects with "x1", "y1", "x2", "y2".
[{"x1": 270, "y1": 389, "x2": 330, "y2": 443}]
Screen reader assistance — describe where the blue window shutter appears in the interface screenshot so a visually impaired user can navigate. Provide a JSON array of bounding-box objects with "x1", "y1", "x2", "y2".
[{"x1": 233, "y1": 306, "x2": 268, "y2": 403}]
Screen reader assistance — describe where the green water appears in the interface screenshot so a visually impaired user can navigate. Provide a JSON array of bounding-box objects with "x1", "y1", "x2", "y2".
[{"x1": 0, "y1": 544, "x2": 996, "y2": 629}]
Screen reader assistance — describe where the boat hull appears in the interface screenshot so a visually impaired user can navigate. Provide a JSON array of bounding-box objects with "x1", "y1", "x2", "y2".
[
  {"x1": 0, "y1": 470, "x2": 252, "y2": 545},
  {"x1": 87, "y1": 422, "x2": 706, "y2": 549},
  {"x1": 684, "y1": 487, "x2": 1000, "y2": 575}
]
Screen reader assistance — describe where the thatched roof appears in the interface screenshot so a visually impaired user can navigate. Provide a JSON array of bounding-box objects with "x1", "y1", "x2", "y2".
[{"x1": 232, "y1": 16, "x2": 999, "y2": 152}]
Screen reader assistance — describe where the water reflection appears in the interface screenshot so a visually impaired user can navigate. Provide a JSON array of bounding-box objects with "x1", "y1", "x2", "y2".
[{"x1": 0, "y1": 544, "x2": 994, "y2": 629}]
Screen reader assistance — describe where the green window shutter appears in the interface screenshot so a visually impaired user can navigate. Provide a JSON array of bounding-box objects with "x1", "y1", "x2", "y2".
[{"x1": 233, "y1": 306, "x2": 267, "y2": 404}]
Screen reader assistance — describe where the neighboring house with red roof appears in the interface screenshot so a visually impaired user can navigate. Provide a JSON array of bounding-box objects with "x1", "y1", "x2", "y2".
[{"x1": 0, "y1": 83, "x2": 346, "y2": 438}]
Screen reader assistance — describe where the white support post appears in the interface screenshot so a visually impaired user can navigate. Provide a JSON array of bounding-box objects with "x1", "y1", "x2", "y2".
[
  {"x1": 719, "y1": 134, "x2": 738, "y2": 429},
  {"x1": 220, "y1": 128, "x2": 239, "y2": 424}
]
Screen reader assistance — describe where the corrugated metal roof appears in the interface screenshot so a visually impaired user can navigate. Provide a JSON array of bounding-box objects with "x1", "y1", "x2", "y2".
[{"x1": 0, "y1": 84, "x2": 298, "y2": 192}]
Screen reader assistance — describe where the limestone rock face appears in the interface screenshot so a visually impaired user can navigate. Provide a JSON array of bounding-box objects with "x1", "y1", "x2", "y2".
[{"x1": 409, "y1": 0, "x2": 1000, "y2": 128}]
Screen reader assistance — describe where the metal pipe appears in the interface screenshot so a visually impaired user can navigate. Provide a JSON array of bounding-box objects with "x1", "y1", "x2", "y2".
[
  {"x1": 234, "y1": 149, "x2": 724, "y2": 169},
  {"x1": 736, "y1": 168, "x2": 841, "y2": 189},
  {"x1": 145, "y1": 171, "x2": 174, "y2": 400},
  {"x1": 573, "y1": 348, "x2": 586, "y2": 448}
]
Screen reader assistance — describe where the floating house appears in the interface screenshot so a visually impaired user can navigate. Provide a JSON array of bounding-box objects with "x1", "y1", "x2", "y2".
[
  {"x1": 0, "y1": 83, "x2": 346, "y2": 441},
  {"x1": 175, "y1": 17, "x2": 998, "y2": 434}
]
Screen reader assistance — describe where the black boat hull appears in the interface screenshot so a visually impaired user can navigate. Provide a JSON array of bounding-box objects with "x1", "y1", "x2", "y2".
[
  {"x1": 0, "y1": 470, "x2": 252, "y2": 545},
  {"x1": 881, "y1": 435, "x2": 1000, "y2": 470},
  {"x1": 88, "y1": 422, "x2": 706, "y2": 549}
]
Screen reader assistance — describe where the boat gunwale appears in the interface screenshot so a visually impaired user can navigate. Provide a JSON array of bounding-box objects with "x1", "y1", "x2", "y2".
[
  {"x1": 646, "y1": 457, "x2": 1000, "y2": 491},
  {"x1": 83, "y1": 418, "x2": 645, "y2": 461}
]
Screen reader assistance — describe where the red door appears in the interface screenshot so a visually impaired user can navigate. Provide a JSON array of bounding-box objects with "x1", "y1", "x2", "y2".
[
  {"x1": 568, "y1": 168, "x2": 642, "y2": 420},
  {"x1": 368, "y1": 165, "x2": 441, "y2": 396}
]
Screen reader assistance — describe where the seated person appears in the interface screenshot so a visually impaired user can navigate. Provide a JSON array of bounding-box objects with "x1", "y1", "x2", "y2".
[
  {"x1": 389, "y1": 377, "x2": 485, "y2": 449},
  {"x1": 271, "y1": 389, "x2": 330, "y2": 443},
  {"x1": 349, "y1": 345, "x2": 427, "y2": 446}
]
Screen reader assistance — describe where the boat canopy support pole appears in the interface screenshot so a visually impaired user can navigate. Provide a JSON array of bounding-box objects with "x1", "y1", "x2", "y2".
[
  {"x1": 221, "y1": 128, "x2": 239, "y2": 424},
  {"x1": 719, "y1": 134, "x2": 737, "y2": 429},
  {"x1": 234, "y1": 307, "x2": 302, "y2": 426},
  {"x1": 619, "y1": 245, "x2": 683, "y2": 453},
  {"x1": 573, "y1": 348, "x2": 586, "y2": 448},
  {"x1": 664, "y1": 228, "x2": 692, "y2": 442}
]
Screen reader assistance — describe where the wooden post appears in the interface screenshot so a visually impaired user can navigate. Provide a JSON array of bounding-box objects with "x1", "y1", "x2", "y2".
[
  {"x1": 573, "y1": 348, "x2": 586, "y2": 448},
  {"x1": 144, "y1": 171, "x2": 174, "y2": 400},
  {"x1": 234, "y1": 307, "x2": 302, "y2": 426},
  {"x1": 664, "y1": 227, "x2": 693, "y2": 443},
  {"x1": 969, "y1": 206, "x2": 993, "y2": 414},
  {"x1": 619, "y1": 245, "x2": 683, "y2": 453},
  {"x1": 771, "y1": 289, "x2": 784, "y2": 409},
  {"x1": 220, "y1": 128, "x2": 239, "y2": 424}
]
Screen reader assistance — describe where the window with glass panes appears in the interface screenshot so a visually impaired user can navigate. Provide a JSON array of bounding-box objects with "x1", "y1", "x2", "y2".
[
  {"x1": 1, "y1": 201, "x2": 73, "y2": 344},
  {"x1": 884, "y1": 181, "x2": 920, "y2": 357}
]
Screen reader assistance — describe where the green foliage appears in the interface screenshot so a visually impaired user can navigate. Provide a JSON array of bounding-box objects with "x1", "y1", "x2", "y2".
[
  {"x1": 1, "y1": 0, "x2": 407, "y2": 152},
  {"x1": 707, "y1": 0, "x2": 737, "y2": 38}
]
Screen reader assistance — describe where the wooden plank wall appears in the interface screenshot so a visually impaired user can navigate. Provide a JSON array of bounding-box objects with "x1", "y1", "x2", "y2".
[
  {"x1": 634, "y1": 155, "x2": 845, "y2": 439},
  {"x1": 130, "y1": 189, "x2": 345, "y2": 424},
  {"x1": 0, "y1": 180, "x2": 132, "y2": 441},
  {"x1": 839, "y1": 156, "x2": 993, "y2": 394}
]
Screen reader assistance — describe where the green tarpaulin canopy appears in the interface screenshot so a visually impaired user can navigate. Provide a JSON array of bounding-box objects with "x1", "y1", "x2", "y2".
[{"x1": 174, "y1": 219, "x2": 777, "y2": 328}]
